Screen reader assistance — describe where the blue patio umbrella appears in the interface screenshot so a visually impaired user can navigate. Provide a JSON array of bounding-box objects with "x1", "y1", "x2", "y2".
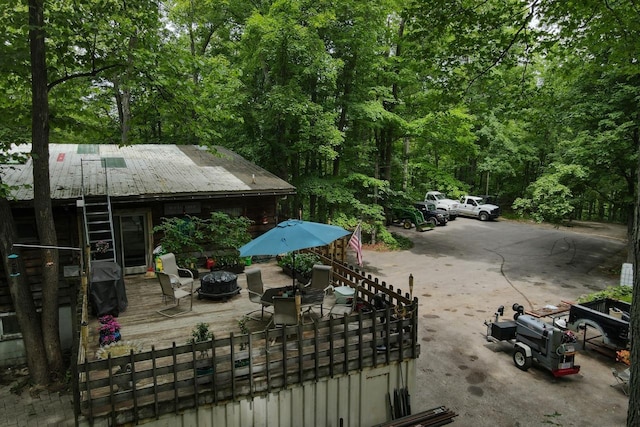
[{"x1": 238, "y1": 219, "x2": 350, "y2": 287}]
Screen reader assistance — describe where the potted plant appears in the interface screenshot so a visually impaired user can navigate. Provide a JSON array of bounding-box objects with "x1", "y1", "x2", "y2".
[
  {"x1": 189, "y1": 322, "x2": 213, "y2": 344},
  {"x1": 154, "y1": 212, "x2": 252, "y2": 271},
  {"x1": 187, "y1": 322, "x2": 213, "y2": 375},
  {"x1": 98, "y1": 315, "x2": 121, "y2": 346},
  {"x1": 232, "y1": 316, "x2": 254, "y2": 374},
  {"x1": 238, "y1": 316, "x2": 250, "y2": 351},
  {"x1": 153, "y1": 216, "x2": 203, "y2": 267},
  {"x1": 209, "y1": 249, "x2": 245, "y2": 274}
]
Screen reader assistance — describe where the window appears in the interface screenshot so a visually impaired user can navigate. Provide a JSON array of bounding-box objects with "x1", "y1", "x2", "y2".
[
  {"x1": 0, "y1": 313, "x2": 21, "y2": 339},
  {"x1": 219, "y1": 207, "x2": 242, "y2": 217}
]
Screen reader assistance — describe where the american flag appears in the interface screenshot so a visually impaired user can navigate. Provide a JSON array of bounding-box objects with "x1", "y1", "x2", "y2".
[{"x1": 349, "y1": 222, "x2": 363, "y2": 267}]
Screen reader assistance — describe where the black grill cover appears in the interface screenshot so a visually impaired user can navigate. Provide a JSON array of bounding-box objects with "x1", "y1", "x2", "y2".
[{"x1": 90, "y1": 261, "x2": 128, "y2": 317}]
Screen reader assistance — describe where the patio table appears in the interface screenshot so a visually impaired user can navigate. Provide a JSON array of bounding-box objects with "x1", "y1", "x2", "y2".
[{"x1": 261, "y1": 286, "x2": 324, "y2": 312}]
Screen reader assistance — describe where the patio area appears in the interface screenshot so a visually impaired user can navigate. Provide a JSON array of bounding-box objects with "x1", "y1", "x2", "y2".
[
  {"x1": 85, "y1": 258, "x2": 333, "y2": 360},
  {"x1": 75, "y1": 254, "x2": 418, "y2": 426}
]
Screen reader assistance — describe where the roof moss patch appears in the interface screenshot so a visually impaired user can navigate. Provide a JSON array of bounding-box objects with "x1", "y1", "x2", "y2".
[
  {"x1": 77, "y1": 144, "x2": 99, "y2": 154},
  {"x1": 101, "y1": 157, "x2": 127, "y2": 168}
]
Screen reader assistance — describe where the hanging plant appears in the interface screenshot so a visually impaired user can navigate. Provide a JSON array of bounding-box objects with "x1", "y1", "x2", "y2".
[{"x1": 95, "y1": 240, "x2": 110, "y2": 254}]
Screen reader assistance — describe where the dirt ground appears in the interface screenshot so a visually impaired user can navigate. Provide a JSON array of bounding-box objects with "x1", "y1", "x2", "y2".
[{"x1": 357, "y1": 219, "x2": 630, "y2": 427}]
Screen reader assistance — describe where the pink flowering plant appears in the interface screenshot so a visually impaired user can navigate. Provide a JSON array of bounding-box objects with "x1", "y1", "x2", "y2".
[{"x1": 98, "y1": 315, "x2": 122, "y2": 346}]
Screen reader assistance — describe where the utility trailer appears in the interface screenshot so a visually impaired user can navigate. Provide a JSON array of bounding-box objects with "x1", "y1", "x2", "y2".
[
  {"x1": 485, "y1": 304, "x2": 580, "y2": 377},
  {"x1": 566, "y1": 298, "x2": 630, "y2": 350}
]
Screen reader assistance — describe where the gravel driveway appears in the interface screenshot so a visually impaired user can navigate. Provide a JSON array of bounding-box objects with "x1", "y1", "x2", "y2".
[{"x1": 358, "y1": 218, "x2": 629, "y2": 427}]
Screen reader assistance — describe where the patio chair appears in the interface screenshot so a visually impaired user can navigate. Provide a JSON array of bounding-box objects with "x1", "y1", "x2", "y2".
[
  {"x1": 264, "y1": 296, "x2": 302, "y2": 348},
  {"x1": 272, "y1": 296, "x2": 300, "y2": 327},
  {"x1": 245, "y1": 268, "x2": 272, "y2": 321},
  {"x1": 157, "y1": 272, "x2": 193, "y2": 317},
  {"x1": 305, "y1": 264, "x2": 332, "y2": 316},
  {"x1": 158, "y1": 253, "x2": 195, "y2": 288},
  {"x1": 308, "y1": 264, "x2": 332, "y2": 290},
  {"x1": 611, "y1": 367, "x2": 630, "y2": 395}
]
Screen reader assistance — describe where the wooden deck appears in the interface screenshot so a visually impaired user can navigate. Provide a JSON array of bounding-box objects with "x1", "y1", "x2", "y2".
[
  {"x1": 85, "y1": 259, "x2": 332, "y2": 361},
  {"x1": 75, "y1": 256, "x2": 420, "y2": 425}
]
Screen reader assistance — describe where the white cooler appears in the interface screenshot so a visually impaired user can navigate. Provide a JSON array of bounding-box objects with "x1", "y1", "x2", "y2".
[{"x1": 334, "y1": 286, "x2": 355, "y2": 304}]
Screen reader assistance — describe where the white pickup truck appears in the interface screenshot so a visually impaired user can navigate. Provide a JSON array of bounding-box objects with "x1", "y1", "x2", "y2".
[
  {"x1": 458, "y1": 195, "x2": 501, "y2": 221},
  {"x1": 424, "y1": 191, "x2": 459, "y2": 220}
]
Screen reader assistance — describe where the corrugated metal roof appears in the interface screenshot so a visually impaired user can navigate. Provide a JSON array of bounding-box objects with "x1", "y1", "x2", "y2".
[{"x1": 1, "y1": 144, "x2": 295, "y2": 202}]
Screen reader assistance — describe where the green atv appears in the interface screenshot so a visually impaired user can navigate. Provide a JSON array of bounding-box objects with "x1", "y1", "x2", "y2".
[{"x1": 388, "y1": 206, "x2": 434, "y2": 232}]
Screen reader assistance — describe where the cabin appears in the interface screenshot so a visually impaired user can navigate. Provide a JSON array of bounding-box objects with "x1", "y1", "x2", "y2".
[
  {"x1": 1, "y1": 144, "x2": 431, "y2": 426},
  {"x1": 0, "y1": 143, "x2": 295, "y2": 365}
]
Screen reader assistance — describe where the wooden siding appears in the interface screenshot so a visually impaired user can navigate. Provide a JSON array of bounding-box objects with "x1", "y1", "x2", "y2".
[
  {"x1": 0, "y1": 206, "x2": 79, "y2": 312},
  {"x1": 0, "y1": 196, "x2": 285, "y2": 313}
]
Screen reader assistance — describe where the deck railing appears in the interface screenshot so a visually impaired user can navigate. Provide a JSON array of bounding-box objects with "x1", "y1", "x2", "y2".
[{"x1": 75, "y1": 258, "x2": 420, "y2": 426}]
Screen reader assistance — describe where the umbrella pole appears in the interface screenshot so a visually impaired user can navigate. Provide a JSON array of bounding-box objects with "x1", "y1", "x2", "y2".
[{"x1": 292, "y1": 251, "x2": 298, "y2": 290}]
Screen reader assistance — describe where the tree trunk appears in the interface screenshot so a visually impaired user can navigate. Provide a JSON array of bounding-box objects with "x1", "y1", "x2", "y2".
[
  {"x1": 628, "y1": 140, "x2": 640, "y2": 424},
  {"x1": 29, "y1": 0, "x2": 64, "y2": 381},
  {"x1": 0, "y1": 198, "x2": 49, "y2": 385},
  {"x1": 114, "y1": 79, "x2": 132, "y2": 144},
  {"x1": 402, "y1": 137, "x2": 410, "y2": 191}
]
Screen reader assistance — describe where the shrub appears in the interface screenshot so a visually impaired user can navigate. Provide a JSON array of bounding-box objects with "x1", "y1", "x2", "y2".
[
  {"x1": 576, "y1": 286, "x2": 633, "y2": 303},
  {"x1": 154, "y1": 213, "x2": 252, "y2": 266}
]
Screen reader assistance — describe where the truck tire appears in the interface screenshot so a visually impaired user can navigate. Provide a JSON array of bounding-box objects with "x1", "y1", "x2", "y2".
[
  {"x1": 426, "y1": 217, "x2": 437, "y2": 227},
  {"x1": 479, "y1": 212, "x2": 489, "y2": 221},
  {"x1": 513, "y1": 348, "x2": 532, "y2": 371}
]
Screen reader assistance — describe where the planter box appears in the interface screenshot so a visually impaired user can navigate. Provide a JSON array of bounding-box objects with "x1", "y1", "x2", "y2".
[
  {"x1": 281, "y1": 266, "x2": 310, "y2": 285},
  {"x1": 211, "y1": 265, "x2": 245, "y2": 274}
]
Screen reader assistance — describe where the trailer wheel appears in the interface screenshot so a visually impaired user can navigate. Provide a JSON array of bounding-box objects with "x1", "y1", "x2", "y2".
[{"x1": 513, "y1": 348, "x2": 532, "y2": 371}]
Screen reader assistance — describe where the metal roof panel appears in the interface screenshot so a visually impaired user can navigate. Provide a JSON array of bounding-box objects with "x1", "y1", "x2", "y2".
[{"x1": 0, "y1": 144, "x2": 295, "y2": 202}]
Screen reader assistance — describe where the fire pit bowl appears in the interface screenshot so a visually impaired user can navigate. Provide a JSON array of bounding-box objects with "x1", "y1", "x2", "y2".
[{"x1": 197, "y1": 271, "x2": 240, "y2": 301}]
